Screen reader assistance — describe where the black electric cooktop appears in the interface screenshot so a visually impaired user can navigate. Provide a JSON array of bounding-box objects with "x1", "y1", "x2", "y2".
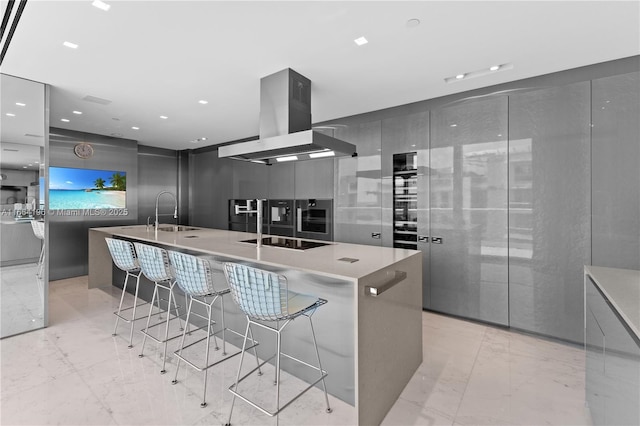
[{"x1": 240, "y1": 237, "x2": 330, "y2": 251}]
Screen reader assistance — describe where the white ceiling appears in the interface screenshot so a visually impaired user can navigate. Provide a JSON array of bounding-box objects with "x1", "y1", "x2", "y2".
[{"x1": 2, "y1": 1, "x2": 639, "y2": 151}]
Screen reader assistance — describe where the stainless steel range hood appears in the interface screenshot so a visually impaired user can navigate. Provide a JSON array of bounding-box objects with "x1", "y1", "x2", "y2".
[{"x1": 219, "y1": 68, "x2": 357, "y2": 164}]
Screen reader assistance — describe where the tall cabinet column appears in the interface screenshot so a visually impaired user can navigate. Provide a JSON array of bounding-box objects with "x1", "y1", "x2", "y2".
[
  {"x1": 429, "y1": 97, "x2": 509, "y2": 325},
  {"x1": 591, "y1": 71, "x2": 640, "y2": 270},
  {"x1": 334, "y1": 121, "x2": 382, "y2": 246},
  {"x1": 508, "y1": 81, "x2": 591, "y2": 343}
]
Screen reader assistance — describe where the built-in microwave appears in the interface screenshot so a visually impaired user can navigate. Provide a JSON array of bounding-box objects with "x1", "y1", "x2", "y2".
[{"x1": 295, "y1": 199, "x2": 333, "y2": 241}]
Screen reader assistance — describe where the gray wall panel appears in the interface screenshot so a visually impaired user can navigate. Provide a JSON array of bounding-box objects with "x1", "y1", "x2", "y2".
[
  {"x1": 508, "y1": 81, "x2": 591, "y2": 343},
  {"x1": 592, "y1": 71, "x2": 640, "y2": 270},
  {"x1": 48, "y1": 128, "x2": 138, "y2": 280},
  {"x1": 137, "y1": 145, "x2": 179, "y2": 226},
  {"x1": 189, "y1": 148, "x2": 233, "y2": 229}
]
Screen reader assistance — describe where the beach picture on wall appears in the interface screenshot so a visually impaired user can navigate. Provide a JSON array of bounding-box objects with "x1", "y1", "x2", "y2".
[{"x1": 49, "y1": 167, "x2": 126, "y2": 209}]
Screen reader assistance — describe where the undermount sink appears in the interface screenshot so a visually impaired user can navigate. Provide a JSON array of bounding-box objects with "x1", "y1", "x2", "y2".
[{"x1": 156, "y1": 225, "x2": 199, "y2": 232}]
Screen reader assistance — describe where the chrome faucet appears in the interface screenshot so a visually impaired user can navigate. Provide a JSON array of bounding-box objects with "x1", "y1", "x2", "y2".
[
  {"x1": 155, "y1": 191, "x2": 178, "y2": 229},
  {"x1": 235, "y1": 199, "x2": 264, "y2": 248}
]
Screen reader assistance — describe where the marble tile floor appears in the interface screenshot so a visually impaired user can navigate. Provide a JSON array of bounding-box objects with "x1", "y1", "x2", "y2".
[
  {"x1": 0, "y1": 262, "x2": 45, "y2": 338},
  {"x1": 0, "y1": 276, "x2": 593, "y2": 425}
]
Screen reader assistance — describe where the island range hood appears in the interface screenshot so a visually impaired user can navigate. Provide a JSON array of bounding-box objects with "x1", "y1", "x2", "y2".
[{"x1": 218, "y1": 68, "x2": 357, "y2": 164}]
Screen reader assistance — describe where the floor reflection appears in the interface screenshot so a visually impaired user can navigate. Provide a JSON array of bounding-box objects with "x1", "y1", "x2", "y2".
[{"x1": 0, "y1": 262, "x2": 44, "y2": 337}]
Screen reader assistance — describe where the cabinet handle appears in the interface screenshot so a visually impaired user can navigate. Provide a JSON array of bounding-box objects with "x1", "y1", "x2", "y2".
[
  {"x1": 371, "y1": 232, "x2": 381, "y2": 239},
  {"x1": 365, "y1": 270, "x2": 407, "y2": 296},
  {"x1": 418, "y1": 235, "x2": 429, "y2": 243},
  {"x1": 431, "y1": 236, "x2": 443, "y2": 244},
  {"x1": 296, "y1": 208, "x2": 302, "y2": 232}
]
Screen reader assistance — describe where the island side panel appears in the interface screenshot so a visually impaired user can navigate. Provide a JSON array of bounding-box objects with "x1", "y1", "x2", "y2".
[
  {"x1": 357, "y1": 253, "x2": 423, "y2": 426},
  {"x1": 88, "y1": 229, "x2": 113, "y2": 288}
]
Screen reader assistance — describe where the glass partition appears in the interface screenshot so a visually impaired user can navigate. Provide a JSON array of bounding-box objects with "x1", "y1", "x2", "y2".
[{"x1": 0, "y1": 73, "x2": 47, "y2": 337}]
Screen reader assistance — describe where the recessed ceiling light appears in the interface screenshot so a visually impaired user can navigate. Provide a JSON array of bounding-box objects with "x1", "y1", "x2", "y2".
[
  {"x1": 198, "y1": 100, "x2": 208, "y2": 105},
  {"x1": 61, "y1": 118, "x2": 70, "y2": 122},
  {"x1": 28, "y1": 163, "x2": 33, "y2": 166},
  {"x1": 160, "y1": 115, "x2": 168, "y2": 119},
  {"x1": 73, "y1": 110, "x2": 82, "y2": 114},
  {"x1": 309, "y1": 151, "x2": 335, "y2": 159},
  {"x1": 276, "y1": 155, "x2": 298, "y2": 162},
  {"x1": 63, "y1": 41, "x2": 78, "y2": 49},
  {"x1": 201, "y1": 137, "x2": 207, "y2": 141},
  {"x1": 445, "y1": 63, "x2": 513, "y2": 83},
  {"x1": 6, "y1": 113, "x2": 15, "y2": 117},
  {"x1": 35, "y1": 161, "x2": 39, "y2": 164},
  {"x1": 354, "y1": 36, "x2": 368, "y2": 46},
  {"x1": 23, "y1": 166, "x2": 28, "y2": 169},
  {"x1": 15, "y1": 102, "x2": 26, "y2": 107},
  {"x1": 450, "y1": 124, "x2": 457, "y2": 127},
  {"x1": 131, "y1": 126, "x2": 139, "y2": 130},
  {"x1": 91, "y1": 0, "x2": 111, "y2": 11}
]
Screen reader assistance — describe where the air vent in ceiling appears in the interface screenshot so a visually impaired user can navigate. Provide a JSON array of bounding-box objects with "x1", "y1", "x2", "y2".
[{"x1": 82, "y1": 95, "x2": 112, "y2": 105}]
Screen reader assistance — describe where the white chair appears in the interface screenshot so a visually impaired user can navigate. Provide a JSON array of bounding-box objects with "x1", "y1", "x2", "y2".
[
  {"x1": 105, "y1": 238, "x2": 146, "y2": 348},
  {"x1": 134, "y1": 242, "x2": 183, "y2": 374},
  {"x1": 167, "y1": 251, "x2": 259, "y2": 408},
  {"x1": 222, "y1": 262, "x2": 331, "y2": 426}
]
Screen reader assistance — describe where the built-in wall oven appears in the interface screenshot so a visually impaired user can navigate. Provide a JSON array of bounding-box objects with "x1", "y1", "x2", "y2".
[{"x1": 295, "y1": 199, "x2": 333, "y2": 241}]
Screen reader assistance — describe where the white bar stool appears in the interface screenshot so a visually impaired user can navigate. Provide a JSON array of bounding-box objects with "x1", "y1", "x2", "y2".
[
  {"x1": 167, "y1": 251, "x2": 259, "y2": 408},
  {"x1": 134, "y1": 242, "x2": 183, "y2": 374},
  {"x1": 222, "y1": 262, "x2": 332, "y2": 426},
  {"x1": 105, "y1": 237, "x2": 147, "y2": 348}
]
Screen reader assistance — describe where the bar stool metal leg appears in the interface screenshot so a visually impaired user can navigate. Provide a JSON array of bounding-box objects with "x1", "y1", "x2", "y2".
[
  {"x1": 112, "y1": 269, "x2": 142, "y2": 348},
  {"x1": 308, "y1": 314, "x2": 332, "y2": 413},
  {"x1": 138, "y1": 285, "x2": 159, "y2": 358}
]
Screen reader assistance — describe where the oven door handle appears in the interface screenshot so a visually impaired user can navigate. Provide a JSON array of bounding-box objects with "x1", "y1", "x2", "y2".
[{"x1": 297, "y1": 207, "x2": 302, "y2": 232}]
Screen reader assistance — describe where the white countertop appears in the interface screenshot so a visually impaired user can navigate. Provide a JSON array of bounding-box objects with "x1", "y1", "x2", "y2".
[
  {"x1": 92, "y1": 225, "x2": 420, "y2": 281},
  {"x1": 585, "y1": 265, "x2": 640, "y2": 339}
]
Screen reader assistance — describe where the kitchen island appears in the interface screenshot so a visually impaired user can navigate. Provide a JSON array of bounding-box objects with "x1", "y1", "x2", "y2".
[
  {"x1": 89, "y1": 225, "x2": 422, "y2": 426},
  {"x1": 584, "y1": 266, "x2": 640, "y2": 425}
]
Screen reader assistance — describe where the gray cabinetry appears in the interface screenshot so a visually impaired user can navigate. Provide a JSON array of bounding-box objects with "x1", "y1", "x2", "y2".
[
  {"x1": 592, "y1": 71, "x2": 640, "y2": 270},
  {"x1": 508, "y1": 81, "x2": 591, "y2": 342},
  {"x1": 268, "y1": 163, "x2": 294, "y2": 199},
  {"x1": 334, "y1": 121, "x2": 382, "y2": 246},
  {"x1": 429, "y1": 97, "x2": 509, "y2": 325},
  {"x1": 381, "y1": 112, "x2": 429, "y2": 249},
  {"x1": 294, "y1": 158, "x2": 334, "y2": 199},
  {"x1": 585, "y1": 276, "x2": 640, "y2": 425},
  {"x1": 233, "y1": 159, "x2": 268, "y2": 199}
]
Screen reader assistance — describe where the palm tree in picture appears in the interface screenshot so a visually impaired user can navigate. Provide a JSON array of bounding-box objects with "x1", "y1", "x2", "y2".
[
  {"x1": 109, "y1": 173, "x2": 126, "y2": 191},
  {"x1": 94, "y1": 177, "x2": 105, "y2": 189}
]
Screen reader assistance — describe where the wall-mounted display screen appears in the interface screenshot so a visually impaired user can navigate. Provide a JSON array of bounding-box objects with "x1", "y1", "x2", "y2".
[{"x1": 49, "y1": 167, "x2": 126, "y2": 209}]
